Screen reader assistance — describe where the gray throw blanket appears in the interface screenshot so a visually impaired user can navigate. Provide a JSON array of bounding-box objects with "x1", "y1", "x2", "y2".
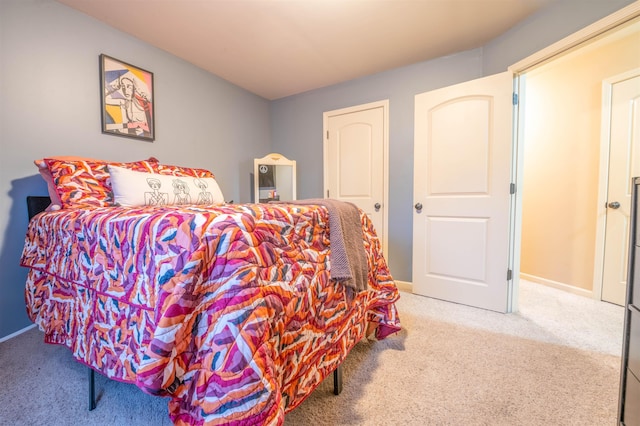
[{"x1": 274, "y1": 199, "x2": 368, "y2": 292}]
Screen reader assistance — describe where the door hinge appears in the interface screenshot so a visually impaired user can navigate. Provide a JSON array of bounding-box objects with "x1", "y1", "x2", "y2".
[
  {"x1": 327, "y1": 190, "x2": 330, "y2": 198},
  {"x1": 512, "y1": 93, "x2": 518, "y2": 105},
  {"x1": 507, "y1": 269, "x2": 513, "y2": 281},
  {"x1": 510, "y1": 183, "x2": 516, "y2": 194},
  {"x1": 326, "y1": 130, "x2": 329, "y2": 139}
]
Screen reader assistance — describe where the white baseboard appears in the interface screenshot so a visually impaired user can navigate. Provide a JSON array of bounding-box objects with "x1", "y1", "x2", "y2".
[
  {"x1": 395, "y1": 280, "x2": 412, "y2": 293},
  {"x1": 394, "y1": 275, "x2": 593, "y2": 300},
  {"x1": 519, "y1": 273, "x2": 593, "y2": 298},
  {"x1": 0, "y1": 324, "x2": 36, "y2": 343}
]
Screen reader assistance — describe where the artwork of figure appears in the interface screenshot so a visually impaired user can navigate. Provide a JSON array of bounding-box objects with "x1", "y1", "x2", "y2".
[
  {"x1": 145, "y1": 178, "x2": 168, "y2": 206},
  {"x1": 173, "y1": 179, "x2": 191, "y2": 204},
  {"x1": 101, "y1": 54, "x2": 154, "y2": 140},
  {"x1": 194, "y1": 178, "x2": 214, "y2": 205},
  {"x1": 104, "y1": 73, "x2": 152, "y2": 137}
]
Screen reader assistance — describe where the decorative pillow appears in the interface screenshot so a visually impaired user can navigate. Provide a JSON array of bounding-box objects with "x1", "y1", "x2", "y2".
[
  {"x1": 34, "y1": 156, "x2": 104, "y2": 211},
  {"x1": 107, "y1": 165, "x2": 225, "y2": 207},
  {"x1": 35, "y1": 156, "x2": 104, "y2": 168},
  {"x1": 45, "y1": 158, "x2": 154, "y2": 208}
]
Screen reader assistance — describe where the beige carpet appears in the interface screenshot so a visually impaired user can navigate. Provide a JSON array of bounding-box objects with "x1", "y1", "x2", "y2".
[{"x1": 0, "y1": 280, "x2": 624, "y2": 425}]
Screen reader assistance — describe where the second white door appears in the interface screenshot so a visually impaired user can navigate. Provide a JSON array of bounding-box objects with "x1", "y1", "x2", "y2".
[
  {"x1": 601, "y1": 72, "x2": 640, "y2": 305},
  {"x1": 324, "y1": 101, "x2": 388, "y2": 255}
]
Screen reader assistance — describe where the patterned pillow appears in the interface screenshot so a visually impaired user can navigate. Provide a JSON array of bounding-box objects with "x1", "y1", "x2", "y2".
[
  {"x1": 45, "y1": 158, "x2": 154, "y2": 208},
  {"x1": 34, "y1": 156, "x2": 104, "y2": 211},
  {"x1": 108, "y1": 165, "x2": 225, "y2": 207}
]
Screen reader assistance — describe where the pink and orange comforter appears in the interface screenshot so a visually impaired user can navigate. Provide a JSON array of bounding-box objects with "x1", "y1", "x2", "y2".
[{"x1": 21, "y1": 203, "x2": 400, "y2": 425}]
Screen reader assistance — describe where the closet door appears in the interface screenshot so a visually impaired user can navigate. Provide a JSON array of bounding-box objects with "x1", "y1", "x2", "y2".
[{"x1": 324, "y1": 100, "x2": 389, "y2": 256}]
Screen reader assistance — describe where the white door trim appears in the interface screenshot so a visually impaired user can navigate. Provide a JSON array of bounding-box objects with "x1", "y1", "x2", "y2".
[
  {"x1": 593, "y1": 68, "x2": 640, "y2": 301},
  {"x1": 322, "y1": 99, "x2": 390, "y2": 258},
  {"x1": 509, "y1": 2, "x2": 640, "y2": 74}
]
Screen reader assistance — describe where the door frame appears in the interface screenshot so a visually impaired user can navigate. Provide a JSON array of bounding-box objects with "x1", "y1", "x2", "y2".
[
  {"x1": 322, "y1": 99, "x2": 390, "y2": 258},
  {"x1": 594, "y1": 68, "x2": 640, "y2": 301},
  {"x1": 508, "y1": 1, "x2": 640, "y2": 303}
]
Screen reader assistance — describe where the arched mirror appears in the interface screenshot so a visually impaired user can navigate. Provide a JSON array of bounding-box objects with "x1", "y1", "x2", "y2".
[{"x1": 254, "y1": 153, "x2": 296, "y2": 203}]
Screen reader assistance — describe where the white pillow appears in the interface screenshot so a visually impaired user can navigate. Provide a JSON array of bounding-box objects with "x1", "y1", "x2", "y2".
[{"x1": 108, "y1": 165, "x2": 225, "y2": 207}]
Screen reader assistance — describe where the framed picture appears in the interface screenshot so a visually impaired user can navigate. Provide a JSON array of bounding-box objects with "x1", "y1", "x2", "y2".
[{"x1": 99, "y1": 54, "x2": 155, "y2": 141}]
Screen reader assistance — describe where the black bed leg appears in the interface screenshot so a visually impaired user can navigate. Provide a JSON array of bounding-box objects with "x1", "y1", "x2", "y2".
[
  {"x1": 88, "y1": 368, "x2": 96, "y2": 411},
  {"x1": 333, "y1": 364, "x2": 343, "y2": 395}
]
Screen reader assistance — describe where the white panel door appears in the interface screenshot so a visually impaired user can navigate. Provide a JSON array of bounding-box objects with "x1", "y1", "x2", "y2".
[
  {"x1": 602, "y1": 74, "x2": 640, "y2": 305},
  {"x1": 324, "y1": 101, "x2": 387, "y2": 252},
  {"x1": 413, "y1": 72, "x2": 513, "y2": 312}
]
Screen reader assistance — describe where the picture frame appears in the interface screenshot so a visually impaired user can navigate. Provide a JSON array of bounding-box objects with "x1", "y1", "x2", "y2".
[{"x1": 99, "y1": 54, "x2": 155, "y2": 141}]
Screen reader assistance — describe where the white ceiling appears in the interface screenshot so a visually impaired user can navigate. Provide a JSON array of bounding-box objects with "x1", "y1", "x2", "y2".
[{"x1": 57, "y1": 0, "x2": 555, "y2": 100}]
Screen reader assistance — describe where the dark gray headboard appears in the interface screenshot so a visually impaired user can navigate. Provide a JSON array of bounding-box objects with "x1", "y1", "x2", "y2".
[{"x1": 27, "y1": 196, "x2": 51, "y2": 220}]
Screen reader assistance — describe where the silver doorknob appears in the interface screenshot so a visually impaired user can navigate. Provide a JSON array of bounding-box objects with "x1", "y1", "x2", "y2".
[
  {"x1": 415, "y1": 203, "x2": 423, "y2": 212},
  {"x1": 374, "y1": 203, "x2": 381, "y2": 212},
  {"x1": 608, "y1": 201, "x2": 621, "y2": 209}
]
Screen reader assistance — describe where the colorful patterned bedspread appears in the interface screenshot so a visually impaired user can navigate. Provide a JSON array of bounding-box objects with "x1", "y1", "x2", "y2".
[{"x1": 21, "y1": 203, "x2": 400, "y2": 425}]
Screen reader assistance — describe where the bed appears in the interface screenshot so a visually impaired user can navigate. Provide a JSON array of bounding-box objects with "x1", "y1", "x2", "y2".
[{"x1": 20, "y1": 157, "x2": 401, "y2": 425}]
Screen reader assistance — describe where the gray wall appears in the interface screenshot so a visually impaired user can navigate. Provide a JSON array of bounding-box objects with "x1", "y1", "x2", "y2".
[
  {"x1": 0, "y1": 0, "x2": 271, "y2": 339},
  {"x1": 271, "y1": 0, "x2": 635, "y2": 283}
]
